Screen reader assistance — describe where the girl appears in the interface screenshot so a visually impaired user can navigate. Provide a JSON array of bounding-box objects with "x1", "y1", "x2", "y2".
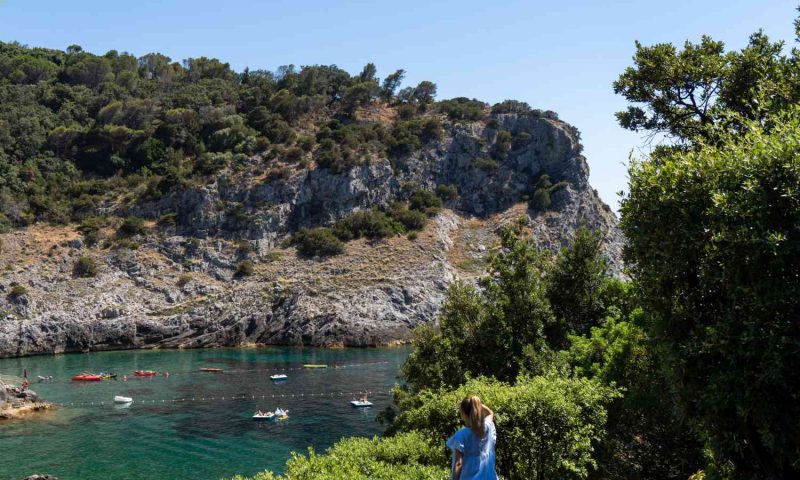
[{"x1": 447, "y1": 396, "x2": 498, "y2": 480}]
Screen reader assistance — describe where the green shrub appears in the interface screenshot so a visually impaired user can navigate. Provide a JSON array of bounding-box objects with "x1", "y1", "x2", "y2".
[
  {"x1": 285, "y1": 146, "x2": 304, "y2": 162},
  {"x1": 333, "y1": 209, "x2": 403, "y2": 241},
  {"x1": 395, "y1": 375, "x2": 619, "y2": 480},
  {"x1": 234, "y1": 260, "x2": 255, "y2": 277},
  {"x1": 8, "y1": 284, "x2": 28, "y2": 298},
  {"x1": 78, "y1": 216, "x2": 106, "y2": 245},
  {"x1": 435, "y1": 184, "x2": 458, "y2": 201},
  {"x1": 292, "y1": 227, "x2": 345, "y2": 257},
  {"x1": 491, "y1": 99, "x2": 533, "y2": 115},
  {"x1": 229, "y1": 432, "x2": 448, "y2": 480},
  {"x1": 235, "y1": 240, "x2": 254, "y2": 254},
  {"x1": 176, "y1": 273, "x2": 192, "y2": 287},
  {"x1": 73, "y1": 256, "x2": 99, "y2": 278},
  {"x1": 473, "y1": 157, "x2": 499, "y2": 171},
  {"x1": 409, "y1": 190, "x2": 443, "y2": 213},
  {"x1": 437, "y1": 97, "x2": 487, "y2": 121},
  {"x1": 117, "y1": 216, "x2": 148, "y2": 238},
  {"x1": 531, "y1": 188, "x2": 551, "y2": 210},
  {"x1": 389, "y1": 204, "x2": 428, "y2": 231}
]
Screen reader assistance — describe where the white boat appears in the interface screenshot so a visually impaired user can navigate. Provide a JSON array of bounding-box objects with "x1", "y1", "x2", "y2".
[
  {"x1": 351, "y1": 393, "x2": 373, "y2": 408},
  {"x1": 270, "y1": 374, "x2": 288, "y2": 381},
  {"x1": 114, "y1": 395, "x2": 133, "y2": 404},
  {"x1": 253, "y1": 411, "x2": 275, "y2": 420}
]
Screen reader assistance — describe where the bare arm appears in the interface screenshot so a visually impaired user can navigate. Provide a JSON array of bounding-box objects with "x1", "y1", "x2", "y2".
[
  {"x1": 482, "y1": 404, "x2": 494, "y2": 422},
  {"x1": 452, "y1": 450, "x2": 463, "y2": 480}
]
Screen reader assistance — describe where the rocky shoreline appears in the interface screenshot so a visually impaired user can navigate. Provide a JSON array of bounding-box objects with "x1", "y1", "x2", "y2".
[{"x1": 0, "y1": 114, "x2": 623, "y2": 359}]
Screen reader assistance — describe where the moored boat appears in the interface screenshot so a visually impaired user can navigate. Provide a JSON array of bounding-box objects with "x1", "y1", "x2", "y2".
[
  {"x1": 252, "y1": 411, "x2": 275, "y2": 420},
  {"x1": 200, "y1": 368, "x2": 224, "y2": 372},
  {"x1": 114, "y1": 395, "x2": 133, "y2": 403},
  {"x1": 270, "y1": 374, "x2": 288, "y2": 381},
  {"x1": 134, "y1": 371, "x2": 158, "y2": 377},
  {"x1": 72, "y1": 374, "x2": 103, "y2": 381}
]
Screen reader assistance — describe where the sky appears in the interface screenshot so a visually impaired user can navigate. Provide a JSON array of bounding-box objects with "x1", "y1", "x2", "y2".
[{"x1": 1, "y1": 0, "x2": 798, "y2": 210}]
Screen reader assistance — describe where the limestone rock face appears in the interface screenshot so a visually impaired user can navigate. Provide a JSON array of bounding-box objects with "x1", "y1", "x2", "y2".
[{"x1": 0, "y1": 114, "x2": 623, "y2": 358}]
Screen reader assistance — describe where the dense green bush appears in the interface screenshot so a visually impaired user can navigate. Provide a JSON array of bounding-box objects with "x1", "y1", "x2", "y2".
[
  {"x1": 73, "y1": 256, "x2": 98, "y2": 278},
  {"x1": 292, "y1": 227, "x2": 345, "y2": 257},
  {"x1": 116, "y1": 216, "x2": 147, "y2": 238},
  {"x1": 408, "y1": 190, "x2": 442, "y2": 213},
  {"x1": 394, "y1": 375, "x2": 619, "y2": 480},
  {"x1": 234, "y1": 260, "x2": 255, "y2": 277},
  {"x1": 621, "y1": 108, "x2": 800, "y2": 478},
  {"x1": 436, "y1": 97, "x2": 487, "y2": 121},
  {"x1": 435, "y1": 184, "x2": 458, "y2": 201},
  {"x1": 230, "y1": 432, "x2": 448, "y2": 480},
  {"x1": 332, "y1": 209, "x2": 403, "y2": 241}
]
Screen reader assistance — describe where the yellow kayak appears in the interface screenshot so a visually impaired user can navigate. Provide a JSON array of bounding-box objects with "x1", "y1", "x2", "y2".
[{"x1": 303, "y1": 364, "x2": 328, "y2": 369}]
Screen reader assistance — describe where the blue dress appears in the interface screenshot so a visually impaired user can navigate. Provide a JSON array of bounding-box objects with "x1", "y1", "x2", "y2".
[{"x1": 446, "y1": 418, "x2": 498, "y2": 480}]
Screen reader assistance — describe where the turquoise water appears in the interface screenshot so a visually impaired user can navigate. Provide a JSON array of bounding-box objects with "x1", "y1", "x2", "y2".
[{"x1": 0, "y1": 347, "x2": 409, "y2": 480}]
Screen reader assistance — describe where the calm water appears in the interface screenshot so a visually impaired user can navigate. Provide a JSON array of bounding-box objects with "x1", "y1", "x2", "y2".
[{"x1": 0, "y1": 346, "x2": 409, "y2": 480}]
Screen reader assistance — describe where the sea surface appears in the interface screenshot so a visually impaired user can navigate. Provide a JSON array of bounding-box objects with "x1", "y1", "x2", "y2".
[{"x1": 0, "y1": 346, "x2": 410, "y2": 480}]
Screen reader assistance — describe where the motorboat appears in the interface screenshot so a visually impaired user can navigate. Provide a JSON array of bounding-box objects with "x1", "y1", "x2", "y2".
[
  {"x1": 72, "y1": 374, "x2": 104, "y2": 381},
  {"x1": 270, "y1": 374, "x2": 288, "y2": 381},
  {"x1": 200, "y1": 368, "x2": 223, "y2": 372},
  {"x1": 134, "y1": 371, "x2": 158, "y2": 377},
  {"x1": 114, "y1": 395, "x2": 133, "y2": 404},
  {"x1": 252, "y1": 411, "x2": 275, "y2": 420}
]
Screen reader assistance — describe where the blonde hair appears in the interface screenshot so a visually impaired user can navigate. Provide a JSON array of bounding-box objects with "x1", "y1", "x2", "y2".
[{"x1": 460, "y1": 396, "x2": 485, "y2": 437}]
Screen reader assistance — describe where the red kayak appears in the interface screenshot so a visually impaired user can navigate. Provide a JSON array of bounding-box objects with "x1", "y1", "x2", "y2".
[
  {"x1": 72, "y1": 374, "x2": 103, "y2": 381},
  {"x1": 134, "y1": 371, "x2": 158, "y2": 377}
]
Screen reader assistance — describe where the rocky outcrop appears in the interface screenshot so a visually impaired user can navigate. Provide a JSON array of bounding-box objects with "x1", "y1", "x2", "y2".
[{"x1": 0, "y1": 113, "x2": 622, "y2": 358}]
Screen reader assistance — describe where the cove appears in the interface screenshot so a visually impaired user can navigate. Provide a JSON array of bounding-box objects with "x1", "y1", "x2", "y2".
[{"x1": 0, "y1": 346, "x2": 410, "y2": 480}]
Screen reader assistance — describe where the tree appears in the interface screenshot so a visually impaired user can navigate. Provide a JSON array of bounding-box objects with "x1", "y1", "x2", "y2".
[
  {"x1": 357, "y1": 62, "x2": 377, "y2": 83},
  {"x1": 614, "y1": 30, "x2": 798, "y2": 143},
  {"x1": 413, "y1": 81, "x2": 437, "y2": 104},
  {"x1": 381, "y1": 69, "x2": 405, "y2": 100},
  {"x1": 620, "y1": 108, "x2": 800, "y2": 479},
  {"x1": 545, "y1": 227, "x2": 609, "y2": 347}
]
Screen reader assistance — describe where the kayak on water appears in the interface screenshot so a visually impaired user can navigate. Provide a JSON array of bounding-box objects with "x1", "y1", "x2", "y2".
[
  {"x1": 200, "y1": 368, "x2": 223, "y2": 372},
  {"x1": 134, "y1": 371, "x2": 158, "y2": 377},
  {"x1": 303, "y1": 364, "x2": 327, "y2": 369}
]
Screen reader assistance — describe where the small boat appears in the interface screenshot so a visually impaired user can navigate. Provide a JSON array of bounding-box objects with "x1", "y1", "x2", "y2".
[
  {"x1": 98, "y1": 372, "x2": 118, "y2": 379},
  {"x1": 200, "y1": 368, "x2": 224, "y2": 373},
  {"x1": 351, "y1": 394, "x2": 373, "y2": 408},
  {"x1": 114, "y1": 396, "x2": 133, "y2": 404},
  {"x1": 37, "y1": 375, "x2": 53, "y2": 381},
  {"x1": 303, "y1": 364, "x2": 327, "y2": 369},
  {"x1": 252, "y1": 411, "x2": 275, "y2": 420},
  {"x1": 134, "y1": 371, "x2": 157, "y2": 377},
  {"x1": 72, "y1": 374, "x2": 104, "y2": 381},
  {"x1": 270, "y1": 374, "x2": 288, "y2": 381}
]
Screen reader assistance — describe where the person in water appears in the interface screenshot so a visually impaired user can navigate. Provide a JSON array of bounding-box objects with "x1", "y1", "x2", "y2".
[{"x1": 446, "y1": 396, "x2": 498, "y2": 480}]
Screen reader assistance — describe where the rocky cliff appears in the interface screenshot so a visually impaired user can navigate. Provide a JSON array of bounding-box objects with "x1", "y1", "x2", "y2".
[{"x1": 0, "y1": 113, "x2": 622, "y2": 358}]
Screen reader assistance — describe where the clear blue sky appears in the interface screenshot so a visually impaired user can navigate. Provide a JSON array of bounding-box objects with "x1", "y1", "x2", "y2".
[{"x1": 1, "y1": 0, "x2": 797, "y2": 210}]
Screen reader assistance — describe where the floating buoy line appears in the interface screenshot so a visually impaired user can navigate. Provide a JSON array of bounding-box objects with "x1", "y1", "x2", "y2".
[
  {"x1": 25, "y1": 360, "x2": 391, "y2": 385},
  {"x1": 51, "y1": 389, "x2": 393, "y2": 408}
]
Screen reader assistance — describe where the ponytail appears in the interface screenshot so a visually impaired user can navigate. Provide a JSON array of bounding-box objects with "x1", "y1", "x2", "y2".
[{"x1": 460, "y1": 396, "x2": 485, "y2": 437}]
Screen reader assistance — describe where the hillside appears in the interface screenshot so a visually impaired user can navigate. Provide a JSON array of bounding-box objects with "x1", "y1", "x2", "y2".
[{"x1": 0, "y1": 42, "x2": 621, "y2": 356}]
